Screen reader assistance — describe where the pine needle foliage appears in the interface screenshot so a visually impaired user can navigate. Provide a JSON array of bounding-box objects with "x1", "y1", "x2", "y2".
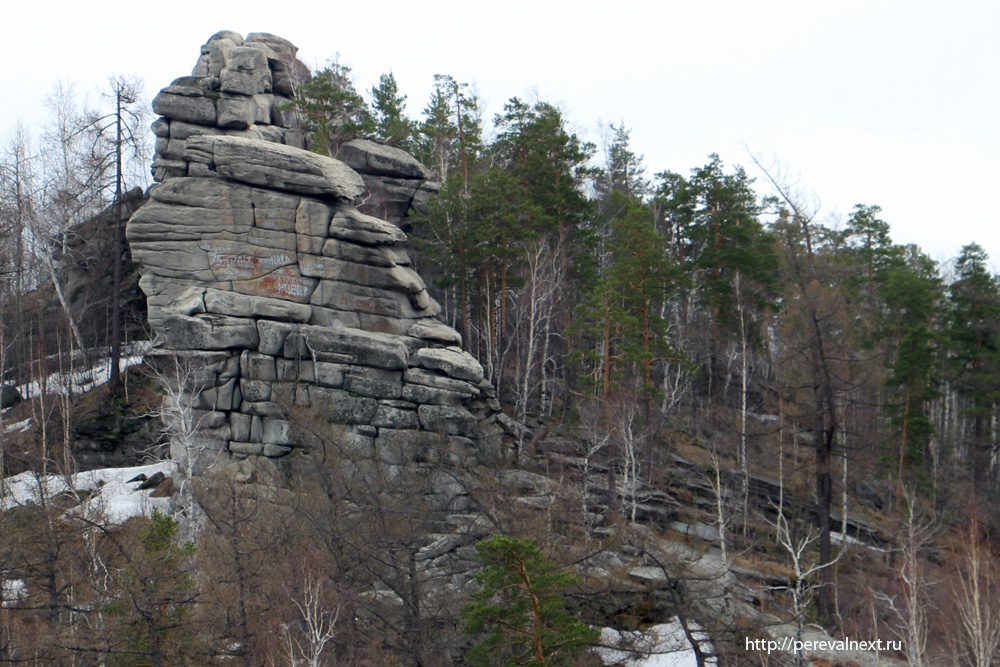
[{"x1": 462, "y1": 535, "x2": 598, "y2": 666}]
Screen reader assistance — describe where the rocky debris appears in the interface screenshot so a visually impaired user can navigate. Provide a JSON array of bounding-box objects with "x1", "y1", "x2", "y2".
[{"x1": 128, "y1": 32, "x2": 504, "y2": 492}]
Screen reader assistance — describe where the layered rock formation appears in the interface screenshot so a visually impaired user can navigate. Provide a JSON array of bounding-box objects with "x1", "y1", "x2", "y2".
[{"x1": 128, "y1": 32, "x2": 502, "y2": 484}]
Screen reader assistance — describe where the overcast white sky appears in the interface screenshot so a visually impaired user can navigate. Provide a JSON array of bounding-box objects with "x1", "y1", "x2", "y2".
[{"x1": 5, "y1": 0, "x2": 998, "y2": 269}]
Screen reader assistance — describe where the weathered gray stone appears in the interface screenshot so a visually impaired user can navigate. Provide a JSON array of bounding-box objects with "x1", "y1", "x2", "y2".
[
  {"x1": 299, "y1": 254, "x2": 418, "y2": 293},
  {"x1": 401, "y1": 383, "x2": 468, "y2": 406},
  {"x1": 155, "y1": 136, "x2": 188, "y2": 161},
  {"x1": 170, "y1": 119, "x2": 222, "y2": 140},
  {"x1": 245, "y1": 33, "x2": 309, "y2": 97},
  {"x1": 132, "y1": 31, "x2": 504, "y2": 484},
  {"x1": 134, "y1": 177, "x2": 254, "y2": 230},
  {"x1": 167, "y1": 286, "x2": 206, "y2": 315},
  {"x1": 232, "y1": 267, "x2": 316, "y2": 304},
  {"x1": 414, "y1": 347, "x2": 484, "y2": 383},
  {"x1": 408, "y1": 319, "x2": 462, "y2": 345},
  {"x1": 372, "y1": 404, "x2": 419, "y2": 429},
  {"x1": 355, "y1": 174, "x2": 423, "y2": 226},
  {"x1": 204, "y1": 288, "x2": 312, "y2": 322},
  {"x1": 221, "y1": 377, "x2": 243, "y2": 411},
  {"x1": 252, "y1": 94, "x2": 274, "y2": 124},
  {"x1": 245, "y1": 32, "x2": 295, "y2": 56},
  {"x1": 308, "y1": 279, "x2": 414, "y2": 317},
  {"x1": 207, "y1": 39, "x2": 237, "y2": 78},
  {"x1": 356, "y1": 313, "x2": 421, "y2": 337},
  {"x1": 256, "y1": 320, "x2": 299, "y2": 355},
  {"x1": 283, "y1": 128, "x2": 308, "y2": 148},
  {"x1": 229, "y1": 441, "x2": 264, "y2": 456},
  {"x1": 194, "y1": 376, "x2": 241, "y2": 411},
  {"x1": 403, "y1": 368, "x2": 479, "y2": 397},
  {"x1": 252, "y1": 188, "x2": 299, "y2": 231},
  {"x1": 242, "y1": 401, "x2": 285, "y2": 417},
  {"x1": 255, "y1": 124, "x2": 285, "y2": 144},
  {"x1": 185, "y1": 135, "x2": 365, "y2": 200},
  {"x1": 307, "y1": 386, "x2": 378, "y2": 424},
  {"x1": 220, "y1": 47, "x2": 271, "y2": 95},
  {"x1": 240, "y1": 379, "x2": 272, "y2": 402},
  {"x1": 321, "y1": 238, "x2": 398, "y2": 268},
  {"x1": 334, "y1": 428, "x2": 376, "y2": 459},
  {"x1": 161, "y1": 314, "x2": 259, "y2": 350},
  {"x1": 194, "y1": 410, "x2": 229, "y2": 429},
  {"x1": 216, "y1": 94, "x2": 257, "y2": 129},
  {"x1": 276, "y1": 358, "x2": 313, "y2": 382},
  {"x1": 308, "y1": 307, "x2": 362, "y2": 329},
  {"x1": 241, "y1": 351, "x2": 277, "y2": 381},
  {"x1": 151, "y1": 118, "x2": 170, "y2": 137},
  {"x1": 284, "y1": 325, "x2": 409, "y2": 369},
  {"x1": 343, "y1": 367, "x2": 403, "y2": 400},
  {"x1": 231, "y1": 412, "x2": 251, "y2": 441},
  {"x1": 315, "y1": 361, "x2": 348, "y2": 387},
  {"x1": 409, "y1": 289, "x2": 440, "y2": 314},
  {"x1": 248, "y1": 227, "x2": 297, "y2": 252},
  {"x1": 328, "y1": 206, "x2": 407, "y2": 246},
  {"x1": 151, "y1": 158, "x2": 188, "y2": 182},
  {"x1": 418, "y1": 405, "x2": 476, "y2": 436},
  {"x1": 338, "y1": 139, "x2": 432, "y2": 179},
  {"x1": 152, "y1": 87, "x2": 216, "y2": 126},
  {"x1": 261, "y1": 417, "x2": 292, "y2": 444},
  {"x1": 185, "y1": 162, "x2": 213, "y2": 178},
  {"x1": 250, "y1": 415, "x2": 263, "y2": 442},
  {"x1": 294, "y1": 198, "x2": 332, "y2": 238},
  {"x1": 198, "y1": 240, "x2": 296, "y2": 281},
  {"x1": 375, "y1": 429, "x2": 445, "y2": 465},
  {"x1": 205, "y1": 30, "x2": 244, "y2": 47}
]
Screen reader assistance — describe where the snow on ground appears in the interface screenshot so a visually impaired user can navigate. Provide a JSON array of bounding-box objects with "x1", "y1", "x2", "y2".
[
  {"x1": 831, "y1": 531, "x2": 888, "y2": 553},
  {"x1": 598, "y1": 621, "x2": 716, "y2": 666},
  {"x1": 2, "y1": 418, "x2": 31, "y2": 434},
  {"x1": 1, "y1": 579, "x2": 26, "y2": 607},
  {"x1": 0, "y1": 460, "x2": 176, "y2": 525},
  {"x1": 14, "y1": 341, "x2": 152, "y2": 399}
]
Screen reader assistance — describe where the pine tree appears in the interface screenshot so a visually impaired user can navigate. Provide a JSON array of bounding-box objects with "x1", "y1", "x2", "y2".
[
  {"x1": 101, "y1": 511, "x2": 199, "y2": 666},
  {"x1": 948, "y1": 243, "x2": 1000, "y2": 488},
  {"x1": 880, "y1": 246, "x2": 943, "y2": 493},
  {"x1": 417, "y1": 86, "x2": 457, "y2": 180},
  {"x1": 462, "y1": 535, "x2": 598, "y2": 666},
  {"x1": 369, "y1": 71, "x2": 415, "y2": 149},
  {"x1": 285, "y1": 57, "x2": 372, "y2": 157},
  {"x1": 655, "y1": 154, "x2": 778, "y2": 401},
  {"x1": 842, "y1": 203, "x2": 898, "y2": 293}
]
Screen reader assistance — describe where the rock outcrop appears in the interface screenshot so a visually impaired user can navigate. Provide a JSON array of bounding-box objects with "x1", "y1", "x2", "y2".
[{"x1": 128, "y1": 32, "x2": 503, "y2": 489}]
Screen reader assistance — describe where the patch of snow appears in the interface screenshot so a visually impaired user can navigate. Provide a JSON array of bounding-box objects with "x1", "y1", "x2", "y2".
[
  {"x1": 1, "y1": 461, "x2": 176, "y2": 525},
  {"x1": 1, "y1": 579, "x2": 26, "y2": 607},
  {"x1": 2, "y1": 418, "x2": 31, "y2": 434},
  {"x1": 15, "y1": 342, "x2": 152, "y2": 399},
  {"x1": 831, "y1": 531, "x2": 888, "y2": 553},
  {"x1": 597, "y1": 621, "x2": 715, "y2": 666}
]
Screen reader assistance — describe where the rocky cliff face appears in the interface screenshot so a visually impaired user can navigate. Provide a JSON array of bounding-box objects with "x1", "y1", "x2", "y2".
[{"x1": 128, "y1": 31, "x2": 503, "y2": 488}]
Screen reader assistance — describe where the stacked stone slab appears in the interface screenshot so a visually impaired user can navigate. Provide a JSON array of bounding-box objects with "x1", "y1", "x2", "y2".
[
  {"x1": 337, "y1": 138, "x2": 440, "y2": 230},
  {"x1": 129, "y1": 32, "x2": 503, "y2": 483}
]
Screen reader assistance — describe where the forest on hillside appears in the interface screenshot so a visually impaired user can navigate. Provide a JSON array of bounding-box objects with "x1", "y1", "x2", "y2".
[{"x1": 0, "y1": 53, "x2": 998, "y2": 666}]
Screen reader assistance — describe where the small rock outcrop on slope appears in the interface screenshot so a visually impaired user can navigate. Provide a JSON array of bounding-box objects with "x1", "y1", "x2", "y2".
[{"x1": 128, "y1": 31, "x2": 503, "y2": 489}]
